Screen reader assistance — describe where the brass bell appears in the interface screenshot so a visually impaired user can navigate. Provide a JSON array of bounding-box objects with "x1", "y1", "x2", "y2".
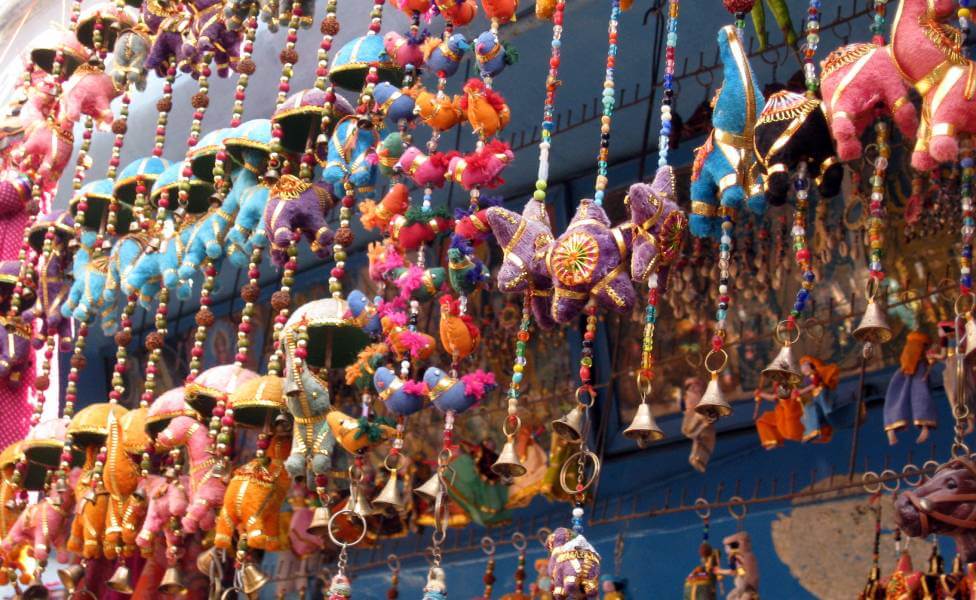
[
  {"x1": 623, "y1": 402, "x2": 664, "y2": 448},
  {"x1": 349, "y1": 483, "x2": 375, "y2": 518},
  {"x1": 20, "y1": 583, "x2": 49, "y2": 600},
  {"x1": 196, "y1": 546, "x2": 220, "y2": 576},
  {"x1": 853, "y1": 299, "x2": 892, "y2": 345},
  {"x1": 695, "y1": 375, "x2": 732, "y2": 422},
  {"x1": 106, "y1": 563, "x2": 133, "y2": 594},
  {"x1": 372, "y1": 469, "x2": 405, "y2": 512},
  {"x1": 761, "y1": 342, "x2": 802, "y2": 387},
  {"x1": 158, "y1": 565, "x2": 186, "y2": 595},
  {"x1": 240, "y1": 562, "x2": 270, "y2": 595},
  {"x1": 307, "y1": 505, "x2": 331, "y2": 537},
  {"x1": 414, "y1": 471, "x2": 445, "y2": 501},
  {"x1": 551, "y1": 405, "x2": 585, "y2": 443},
  {"x1": 57, "y1": 564, "x2": 84, "y2": 592},
  {"x1": 491, "y1": 437, "x2": 527, "y2": 479}
]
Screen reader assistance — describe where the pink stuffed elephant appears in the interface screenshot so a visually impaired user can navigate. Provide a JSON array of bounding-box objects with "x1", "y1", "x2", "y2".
[
  {"x1": 446, "y1": 139, "x2": 513, "y2": 190},
  {"x1": 156, "y1": 414, "x2": 225, "y2": 534},
  {"x1": 287, "y1": 489, "x2": 324, "y2": 558},
  {"x1": 15, "y1": 118, "x2": 74, "y2": 183},
  {"x1": 397, "y1": 146, "x2": 454, "y2": 188},
  {"x1": 134, "y1": 473, "x2": 189, "y2": 552},
  {"x1": 60, "y1": 64, "x2": 119, "y2": 130},
  {"x1": 1, "y1": 468, "x2": 79, "y2": 564}
]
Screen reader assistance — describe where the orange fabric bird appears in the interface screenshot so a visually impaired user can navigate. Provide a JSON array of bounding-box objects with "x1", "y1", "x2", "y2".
[
  {"x1": 415, "y1": 87, "x2": 466, "y2": 131},
  {"x1": 481, "y1": 0, "x2": 518, "y2": 22},
  {"x1": 359, "y1": 183, "x2": 410, "y2": 233},
  {"x1": 439, "y1": 296, "x2": 481, "y2": 360},
  {"x1": 461, "y1": 78, "x2": 510, "y2": 138}
]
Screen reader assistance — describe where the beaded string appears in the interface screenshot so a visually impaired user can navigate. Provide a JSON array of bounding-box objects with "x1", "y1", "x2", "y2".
[
  {"x1": 961, "y1": 1, "x2": 974, "y2": 41},
  {"x1": 267, "y1": 0, "x2": 310, "y2": 181},
  {"x1": 866, "y1": 118, "x2": 889, "y2": 285},
  {"x1": 802, "y1": 0, "x2": 820, "y2": 96},
  {"x1": 480, "y1": 540, "x2": 496, "y2": 599},
  {"x1": 960, "y1": 144, "x2": 974, "y2": 296},
  {"x1": 870, "y1": 0, "x2": 889, "y2": 46},
  {"x1": 592, "y1": 0, "x2": 621, "y2": 206}
]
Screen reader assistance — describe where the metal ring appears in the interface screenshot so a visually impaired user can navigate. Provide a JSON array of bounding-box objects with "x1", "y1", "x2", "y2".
[
  {"x1": 685, "y1": 352, "x2": 703, "y2": 368},
  {"x1": 501, "y1": 415, "x2": 521, "y2": 438},
  {"x1": 880, "y1": 468, "x2": 899, "y2": 492},
  {"x1": 862, "y1": 471, "x2": 881, "y2": 494},
  {"x1": 481, "y1": 536, "x2": 496, "y2": 556},
  {"x1": 865, "y1": 278, "x2": 880, "y2": 302},
  {"x1": 704, "y1": 349, "x2": 728, "y2": 374},
  {"x1": 952, "y1": 442, "x2": 972, "y2": 459},
  {"x1": 774, "y1": 321, "x2": 801, "y2": 345},
  {"x1": 437, "y1": 448, "x2": 453, "y2": 467},
  {"x1": 431, "y1": 527, "x2": 447, "y2": 545},
  {"x1": 387, "y1": 554, "x2": 400, "y2": 573},
  {"x1": 221, "y1": 587, "x2": 245, "y2": 600},
  {"x1": 694, "y1": 497, "x2": 710, "y2": 520},
  {"x1": 537, "y1": 527, "x2": 552, "y2": 546},
  {"x1": 955, "y1": 292, "x2": 976, "y2": 317},
  {"x1": 635, "y1": 372, "x2": 653, "y2": 398},
  {"x1": 902, "y1": 463, "x2": 923, "y2": 487},
  {"x1": 576, "y1": 386, "x2": 596, "y2": 408},
  {"x1": 384, "y1": 453, "x2": 402, "y2": 472},
  {"x1": 922, "y1": 460, "x2": 941, "y2": 477},
  {"x1": 511, "y1": 531, "x2": 527, "y2": 552},
  {"x1": 327, "y1": 508, "x2": 368, "y2": 548},
  {"x1": 727, "y1": 495, "x2": 747, "y2": 520},
  {"x1": 558, "y1": 450, "x2": 601, "y2": 495},
  {"x1": 347, "y1": 464, "x2": 365, "y2": 483}
]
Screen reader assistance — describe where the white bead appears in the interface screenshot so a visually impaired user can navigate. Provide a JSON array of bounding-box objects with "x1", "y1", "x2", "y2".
[{"x1": 572, "y1": 507, "x2": 584, "y2": 518}]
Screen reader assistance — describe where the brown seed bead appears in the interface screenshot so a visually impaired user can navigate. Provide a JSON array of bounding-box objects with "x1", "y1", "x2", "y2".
[
  {"x1": 320, "y1": 16, "x2": 339, "y2": 35},
  {"x1": 114, "y1": 331, "x2": 132, "y2": 347},
  {"x1": 237, "y1": 57, "x2": 256, "y2": 75},
  {"x1": 191, "y1": 93, "x2": 210, "y2": 109},
  {"x1": 240, "y1": 283, "x2": 260, "y2": 303},
  {"x1": 195, "y1": 309, "x2": 215, "y2": 327},
  {"x1": 34, "y1": 374, "x2": 49, "y2": 391},
  {"x1": 70, "y1": 355, "x2": 87, "y2": 370},
  {"x1": 279, "y1": 48, "x2": 299, "y2": 66},
  {"x1": 334, "y1": 227, "x2": 353, "y2": 247},
  {"x1": 111, "y1": 120, "x2": 127, "y2": 135},
  {"x1": 271, "y1": 290, "x2": 290, "y2": 311},
  {"x1": 145, "y1": 332, "x2": 164, "y2": 351},
  {"x1": 156, "y1": 98, "x2": 172, "y2": 112}
]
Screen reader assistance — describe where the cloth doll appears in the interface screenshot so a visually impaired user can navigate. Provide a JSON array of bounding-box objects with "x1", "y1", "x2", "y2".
[
  {"x1": 424, "y1": 366, "x2": 497, "y2": 414},
  {"x1": 482, "y1": 0, "x2": 518, "y2": 22},
  {"x1": 818, "y1": 42, "x2": 918, "y2": 163},
  {"x1": 101, "y1": 232, "x2": 156, "y2": 334},
  {"x1": 262, "y1": 175, "x2": 337, "y2": 267},
  {"x1": 397, "y1": 146, "x2": 454, "y2": 187},
  {"x1": 884, "y1": 551, "x2": 922, "y2": 598},
  {"x1": 689, "y1": 26, "x2": 766, "y2": 239},
  {"x1": 754, "y1": 383, "x2": 804, "y2": 449},
  {"x1": 359, "y1": 182, "x2": 409, "y2": 233},
  {"x1": 373, "y1": 81, "x2": 419, "y2": 126},
  {"x1": 601, "y1": 576, "x2": 626, "y2": 600},
  {"x1": 680, "y1": 377, "x2": 715, "y2": 473},
  {"x1": 439, "y1": 294, "x2": 481, "y2": 359},
  {"x1": 719, "y1": 532, "x2": 758, "y2": 600},
  {"x1": 447, "y1": 239, "x2": 489, "y2": 296},
  {"x1": 374, "y1": 366, "x2": 427, "y2": 416},
  {"x1": 389, "y1": 205, "x2": 454, "y2": 250},
  {"x1": 321, "y1": 116, "x2": 379, "y2": 194},
  {"x1": 1, "y1": 467, "x2": 79, "y2": 564},
  {"x1": 884, "y1": 331, "x2": 936, "y2": 445},
  {"x1": 111, "y1": 26, "x2": 151, "y2": 92},
  {"x1": 415, "y1": 86, "x2": 466, "y2": 131},
  {"x1": 326, "y1": 409, "x2": 395, "y2": 455},
  {"x1": 683, "y1": 542, "x2": 721, "y2": 600},
  {"x1": 546, "y1": 528, "x2": 600, "y2": 600},
  {"x1": 753, "y1": 90, "x2": 843, "y2": 205},
  {"x1": 102, "y1": 408, "x2": 148, "y2": 560},
  {"x1": 798, "y1": 356, "x2": 858, "y2": 443}
]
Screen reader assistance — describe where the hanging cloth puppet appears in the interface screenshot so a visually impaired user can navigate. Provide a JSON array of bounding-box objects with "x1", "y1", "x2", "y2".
[{"x1": 883, "y1": 331, "x2": 937, "y2": 445}]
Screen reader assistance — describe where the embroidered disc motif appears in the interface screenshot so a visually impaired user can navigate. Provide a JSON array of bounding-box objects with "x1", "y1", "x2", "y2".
[{"x1": 549, "y1": 231, "x2": 599, "y2": 287}]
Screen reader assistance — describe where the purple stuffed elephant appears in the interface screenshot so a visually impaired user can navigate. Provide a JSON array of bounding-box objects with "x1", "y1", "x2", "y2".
[
  {"x1": 545, "y1": 527, "x2": 601, "y2": 600},
  {"x1": 262, "y1": 175, "x2": 337, "y2": 266}
]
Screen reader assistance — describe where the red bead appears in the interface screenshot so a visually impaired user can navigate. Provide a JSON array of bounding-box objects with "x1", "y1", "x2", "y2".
[
  {"x1": 579, "y1": 366, "x2": 590, "y2": 381},
  {"x1": 222, "y1": 416, "x2": 235, "y2": 427},
  {"x1": 235, "y1": 352, "x2": 248, "y2": 363}
]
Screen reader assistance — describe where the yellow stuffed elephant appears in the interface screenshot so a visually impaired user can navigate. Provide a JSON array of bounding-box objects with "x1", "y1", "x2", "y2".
[{"x1": 103, "y1": 407, "x2": 150, "y2": 559}]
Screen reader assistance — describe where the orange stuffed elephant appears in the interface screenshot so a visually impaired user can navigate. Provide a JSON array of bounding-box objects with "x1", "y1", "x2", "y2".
[
  {"x1": 214, "y1": 431, "x2": 292, "y2": 552},
  {"x1": 103, "y1": 408, "x2": 150, "y2": 559}
]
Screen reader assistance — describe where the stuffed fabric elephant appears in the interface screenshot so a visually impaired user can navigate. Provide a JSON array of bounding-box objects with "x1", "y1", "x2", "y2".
[
  {"x1": 214, "y1": 432, "x2": 292, "y2": 551},
  {"x1": 179, "y1": 0, "x2": 242, "y2": 77},
  {"x1": 14, "y1": 117, "x2": 74, "y2": 183},
  {"x1": 111, "y1": 26, "x2": 151, "y2": 91},
  {"x1": 321, "y1": 116, "x2": 379, "y2": 193},
  {"x1": 67, "y1": 447, "x2": 110, "y2": 559},
  {"x1": 545, "y1": 528, "x2": 601, "y2": 600},
  {"x1": 226, "y1": 183, "x2": 271, "y2": 266},
  {"x1": 0, "y1": 311, "x2": 34, "y2": 391},
  {"x1": 101, "y1": 232, "x2": 156, "y2": 334},
  {"x1": 102, "y1": 408, "x2": 148, "y2": 559},
  {"x1": 281, "y1": 301, "x2": 338, "y2": 483},
  {"x1": 61, "y1": 230, "x2": 110, "y2": 323},
  {"x1": 156, "y1": 414, "x2": 226, "y2": 534},
  {"x1": 144, "y1": 0, "x2": 187, "y2": 76},
  {"x1": 262, "y1": 175, "x2": 336, "y2": 267},
  {"x1": 689, "y1": 26, "x2": 766, "y2": 239},
  {"x1": 60, "y1": 64, "x2": 120, "y2": 130},
  {"x1": 124, "y1": 213, "x2": 204, "y2": 302},
  {"x1": 258, "y1": 0, "x2": 314, "y2": 33},
  {"x1": 134, "y1": 474, "x2": 189, "y2": 552},
  {"x1": 0, "y1": 468, "x2": 78, "y2": 564}
]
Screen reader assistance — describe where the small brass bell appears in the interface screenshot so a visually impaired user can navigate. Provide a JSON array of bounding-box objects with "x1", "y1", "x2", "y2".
[
  {"x1": 695, "y1": 375, "x2": 732, "y2": 422},
  {"x1": 372, "y1": 469, "x2": 404, "y2": 512},
  {"x1": 57, "y1": 564, "x2": 84, "y2": 592},
  {"x1": 623, "y1": 402, "x2": 664, "y2": 448},
  {"x1": 158, "y1": 565, "x2": 186, "y2": 595},
  {"x1": 853, "y1": 299, "x2": 892, "y2": 345},
  {"x1": 414, "y1": 471, "x2": 445, "y2": 501},
  {"x1": 349, "y1": 483, "x2": 375, "y2": 517},
  {"x1": 307, "y1": 505, "x2": 331, "y2": 537},
  {"x1": 240, "y1": 562, "x2": 270, "y2": 595},
  {"x1": 106, "y1": 563, "x2": 133, "y2": 594},
  {"x1": 551, "y1": 405, "x2": 585, "y2": 443},
  {"x1": 491, "y1": 436, "x2": 527, "y2": 479},
  {"x1": 761, "y1": 342, "x2": 802, "y2": 387},
  {"x1": 196, "y1": 546, "x2": 220, "y2": 576}
]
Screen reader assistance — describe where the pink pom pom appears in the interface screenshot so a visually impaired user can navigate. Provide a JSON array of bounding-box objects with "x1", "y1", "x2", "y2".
[
  {"x1": 397, "y1": 330, "x2": 431, "y2": 358},
  {"x1": 395, "y1": 265, "x2": 425, "y2": 300},
  {"x1": 402, "y1": 379, "x2": 428, "y2": 396},
  {"x1": 461, "y1": 370, "x2": 497, "y2": 400}
]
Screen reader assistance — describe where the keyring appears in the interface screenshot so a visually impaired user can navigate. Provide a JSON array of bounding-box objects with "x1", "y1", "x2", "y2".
[
  {"x1": 862, "y1": 471, "x2": 881, "y2": 494},
  {"x1": 327, "y1": 509, "x2": 368, "y2": 548},
  {"x1": 502, "y1": 415, "x2": 521, "y2": 438},
  {"x1": 694, "y1": 497, "x2": 710, "y2": 520},
  {"x1": 512, "y1": 532, "x2": 527, "y2": 552},
  {"x1": 704, "y1": 349, "x2": 728, "y2": 374},
  {"x1": 880, "y1": 468, "x2": 899, "y2": 492},
  {"x1": 387, "y1": 554, "x2": 400, "y2": 573},
  {"x1": 774, "y1": 321, "x2": 801, "y2": 346},
  {"x1": 727, "y1": 495, "x2": 747, "y2": 520},
  {"x1": 902, "y1": 463, "x2": 922, "y2": 487},
  {"x1": 481, "y1": 536, "x2": 496, "y2": 556},
  {"x1": 559, "y1": 450, "x2": 601, "y2": 495}
]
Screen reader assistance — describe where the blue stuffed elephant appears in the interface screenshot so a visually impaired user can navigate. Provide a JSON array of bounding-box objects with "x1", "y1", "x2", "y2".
[
  {"x1": 689, "y1": 25, "x2": 766, "y2": 239},
  {"x1": 61, "y1": 230, "x2": 109, "y2": 323},
  {"x1": 321, "y1": 116, "x2": 379, "y2": 194},
  {"x1": 225, "y1": 183, "x2": 271, "y2": 267},
  {"x1": 101, "y1": 232, "x2": 157, "y2": 334}
]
